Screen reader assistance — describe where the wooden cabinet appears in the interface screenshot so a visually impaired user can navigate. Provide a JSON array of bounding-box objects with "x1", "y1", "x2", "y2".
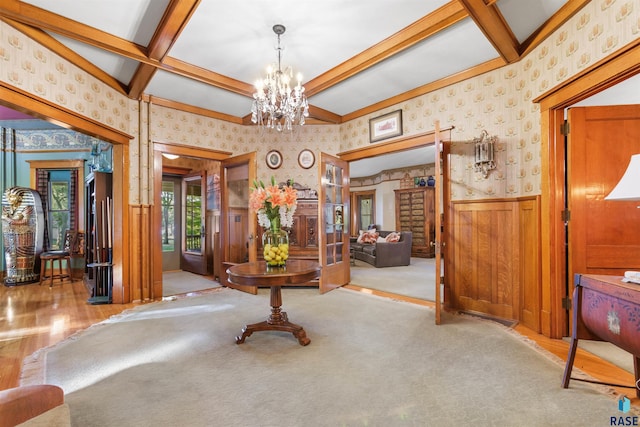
[
  {"x1": 257, "y1": 200, "x2": 318, "y2": 261},
  {"x1": 286, "y1": 200, "x2": 319, "y2": 260},
  {"x1": 84, "y1": 171, "x2": 113, "y2": 304},
  {"x1": 394, "y1": 187, "x2": 435, "y2": 258},
  {"x1": 563, "y1": 274, "x2": 640, "y2": 397}
]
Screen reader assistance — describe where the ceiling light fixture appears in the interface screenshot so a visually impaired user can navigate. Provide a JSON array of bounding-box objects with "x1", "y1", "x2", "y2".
[{"x1": 251, "y1": 24, "x2": 309, "y2": 132}]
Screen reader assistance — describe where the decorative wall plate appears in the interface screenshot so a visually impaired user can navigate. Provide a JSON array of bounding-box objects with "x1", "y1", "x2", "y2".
[
  {"x1": 298, "y1": 149, "x2": 315, "y2": 169},
  {"x1": 266, "y1": 150, "x2": 283, "y2": 169}
]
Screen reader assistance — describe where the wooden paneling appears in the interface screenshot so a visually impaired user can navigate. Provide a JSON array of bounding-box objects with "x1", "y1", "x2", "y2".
[
  {"x1": 226, "y1": 207, "x2": 249, "y2": 264},
  {"x1": 519, "y1": 197, "x2": 541, "y2": 332},
  {"x1": 129, "y1": 204, "x2": 152, "y2": 302},
  {"x1": 451, "y1": 197, "x2": 540, "y2": 326}
]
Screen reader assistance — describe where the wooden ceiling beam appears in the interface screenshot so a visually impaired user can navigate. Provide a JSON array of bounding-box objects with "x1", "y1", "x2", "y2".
[
  {"x1": 148, "y1": 95, "x2": 243, "y2": 125},
  {"x1": 129, "y1": 0, "x2": 200, "y2": 99},
  {"x1": 457, "y1": 0, "x2": 520, "y2": 63},
  {"x1": 342, "y1": 57, "x2": 505, "y2": 123},
  {"x1": 0, "y1": 0, "x2": 151, "y2": 63},
  {"x1": 303, "y1": 1, "x2": 468, "y2": 97},
  {"x1": 161, "y1": 57, "x2": 254, "y2": 97}
]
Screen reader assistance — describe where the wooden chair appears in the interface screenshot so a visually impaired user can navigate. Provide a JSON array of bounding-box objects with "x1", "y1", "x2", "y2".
[{"x1": 39, "y1": 230, "x2": 77, "y2": 288}]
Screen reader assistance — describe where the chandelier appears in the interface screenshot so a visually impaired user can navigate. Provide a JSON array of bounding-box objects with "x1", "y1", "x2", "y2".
[{"x1": 251, "y1": 24, "x2": 309, "y2": 132}]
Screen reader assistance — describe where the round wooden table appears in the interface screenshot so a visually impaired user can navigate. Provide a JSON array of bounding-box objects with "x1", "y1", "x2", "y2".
[{"x1": 226, "y1": 260, "x2": 321, "y2": 346}]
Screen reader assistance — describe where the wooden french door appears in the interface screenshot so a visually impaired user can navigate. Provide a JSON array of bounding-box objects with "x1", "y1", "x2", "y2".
[
  {"x1": 219, "y1": 152, "x2": 257, "y2": 294},
  {"x1": 161, "y1": 176, "x2": 182, "y2": 272},
  {"x1": 318, "y1": 153, "x2": 350, "y2": 294},
  {"x1": 434, "y1": 122, "x2": 444, "y2": 324},
  {"x1": 180, "y1": 172, "x2": 208, "y2": 275},
  {"x1": 568, "y1": 105, "x2": 640, "y2": 290}
]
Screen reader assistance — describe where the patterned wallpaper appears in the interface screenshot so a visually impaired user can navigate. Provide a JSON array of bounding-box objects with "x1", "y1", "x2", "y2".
[
  {"x1": 340, "y1": 0, "x2": 640, "y2": 200},
  {"x1": 1, "y1": 0, "x2": 639, "y2": 204}
]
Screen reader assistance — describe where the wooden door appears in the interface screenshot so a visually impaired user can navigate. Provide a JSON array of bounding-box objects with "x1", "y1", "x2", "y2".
[
  {"x1": 180, "y1": 172, "x2": 208, "y2": 275},
  {"x1": 219, "y1": 153, "x2": 257, "y2": 294},
  {"x1": 568, "y1": 105, "x2": 640, "y2": 282},
  {"x1": 161, "y1": 176, "x2": 181, "y2": 271},
  {"x1": 434, "y1": 122, "x2": 444, "y2": 324},
  {"x1": 318, "y1": 153, "x2": 350, "y2": 294}
]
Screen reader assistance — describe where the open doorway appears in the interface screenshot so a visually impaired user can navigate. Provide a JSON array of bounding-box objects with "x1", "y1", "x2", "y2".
[
  {"x1": 152, "y1": 143, "x2": 231, "y2": 298},
  {"x1": 339, "y1": 130, "x2": 451, "y2": 303}
]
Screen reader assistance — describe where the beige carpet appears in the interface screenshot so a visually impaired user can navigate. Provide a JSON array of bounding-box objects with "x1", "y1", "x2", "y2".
[
  {"x1": 22, "y1": 287, "x2": 635, "y2": 426},
  {"x1": 349, "y1": 257, "x2": 438, "y2": 301},
  {"x1": 162, "y1": 270, "x2": 222, "y2": 297}
]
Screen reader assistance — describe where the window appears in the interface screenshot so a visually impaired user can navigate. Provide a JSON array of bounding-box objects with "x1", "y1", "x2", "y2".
[
  {"x1": 161, "y1": 180, "x2": 176, "y2": 252},
  {"x1": 29, "y1": 160, "x2": 82, "y2": 252},
  {"x1": 184, "y1": 178, "x2": 203, "y2": 254},
  {"x1": 48, "y1": 171, "x2": 71, "y2": 250}
]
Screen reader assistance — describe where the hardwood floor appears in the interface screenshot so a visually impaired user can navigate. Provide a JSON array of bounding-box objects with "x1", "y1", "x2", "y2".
[
  {"x1": 1, "y1": 280, "x2": 638, "y2": 410},
  {"x1": 0, "y1": 278, "x2": 136, "y2": 390}
]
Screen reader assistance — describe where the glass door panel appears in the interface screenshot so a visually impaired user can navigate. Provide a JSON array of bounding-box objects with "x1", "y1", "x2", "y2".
[{"x1": 319, "y1": 154, "x2": 350, "y2": 293}]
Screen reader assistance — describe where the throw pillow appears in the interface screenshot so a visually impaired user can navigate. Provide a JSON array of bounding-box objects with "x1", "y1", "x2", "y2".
[
  {"x1": 385, "y1": 232, "x2": 401, "y2": 242},
  {"x1": 361, "y1": 230, "x2": 379, "y2": 244}
]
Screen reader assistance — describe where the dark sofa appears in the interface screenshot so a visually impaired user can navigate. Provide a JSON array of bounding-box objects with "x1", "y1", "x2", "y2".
[{"x1": 350, "y1": 231, "x2": 412, "y2": 268}]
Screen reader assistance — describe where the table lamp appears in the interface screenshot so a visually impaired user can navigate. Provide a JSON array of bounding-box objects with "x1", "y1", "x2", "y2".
[
  {"x1": 605, "y1": 154, "x2": 640, "y2": 201},
  {"x1": 605, "y1": 153, "x2": 640, "y2": 283}
]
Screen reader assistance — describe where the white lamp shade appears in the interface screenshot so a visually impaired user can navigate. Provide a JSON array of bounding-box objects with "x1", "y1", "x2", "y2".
[{"x1": 605, "y1": 154, "x2": 640, "y2": 201}]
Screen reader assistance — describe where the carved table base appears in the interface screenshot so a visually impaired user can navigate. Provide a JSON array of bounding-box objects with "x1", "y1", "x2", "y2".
[{"x1": 235, "y1": 285, "x2": 310, "y2": 346}]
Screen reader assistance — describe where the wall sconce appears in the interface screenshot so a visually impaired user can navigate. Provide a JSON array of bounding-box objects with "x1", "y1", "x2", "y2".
[{"x1": 473, "y1": 130, "x2": 496, "y2": 178}]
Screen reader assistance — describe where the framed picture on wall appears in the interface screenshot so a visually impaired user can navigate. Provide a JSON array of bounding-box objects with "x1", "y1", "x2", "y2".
[
  {"x1": 266, "y1": 150, "x2": 283, "y2": 169},
  {"x1": 369, "y1": 109, "x2": 402, "y2": 143},
  {"x1": 298, "y1": 149, "x2": 315, "y2": 169}
]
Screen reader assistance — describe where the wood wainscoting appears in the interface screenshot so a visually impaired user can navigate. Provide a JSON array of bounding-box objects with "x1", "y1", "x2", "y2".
[
  {"x1": 129, "y1": 204, "x2": 153, "y2": 302},
  {"x1": 449, "y1": 196, "x2": 541, "y2": 332}
]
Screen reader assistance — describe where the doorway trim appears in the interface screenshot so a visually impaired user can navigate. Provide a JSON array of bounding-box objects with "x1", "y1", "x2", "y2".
[
  {"x1": 151, "y1": 142, "x2": 231, "y2": 300},
  {"x1": 0, "y1": 83, "x2": 132, "y2": 303},
  {"x1": 534, "y1": 38, "x2": 640, "y2": 338}
]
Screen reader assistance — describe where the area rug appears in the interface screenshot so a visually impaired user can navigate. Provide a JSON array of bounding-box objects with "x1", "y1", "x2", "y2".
[
  {"x1": 349, "y1": 257, "x2": 437, "y2": 301},
  {"x1": 22, "y1": 287, "x2": 636, "y2": 426},
  {"x1": 162, "y1": 270, "x2": 221, "y2": 296}
]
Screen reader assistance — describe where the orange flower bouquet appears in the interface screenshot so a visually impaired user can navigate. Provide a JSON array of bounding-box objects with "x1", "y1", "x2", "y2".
[
  {"x1": 249, "y1": 177, "x2": 298, "y2": 231},
  {"x1": 249, "y1": 177, "x2": 297, "y2": 267}
]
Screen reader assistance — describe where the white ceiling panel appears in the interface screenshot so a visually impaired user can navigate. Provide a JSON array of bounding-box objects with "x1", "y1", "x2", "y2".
[
  {"x1": 169, "y1": 0, "x2": 450, "y2": 84},
  {"x1": 2, "y1": 0, "x2": 588, "y2": 130},
  {"x1": 496, "y1": 0, "x2": 568, "y2": 43},
  {"x1": 145, "y1": 70, "x2": 252, "y2": 118},
  {"x1": 309, "y1": 19, "x2": 498, "y2": 115},
  {"x1": 22, "y1": 0, "x2": 169, "y2": 45},
  {"x1": 50, "y1": 35, "x2": 139, "y2": 85}
]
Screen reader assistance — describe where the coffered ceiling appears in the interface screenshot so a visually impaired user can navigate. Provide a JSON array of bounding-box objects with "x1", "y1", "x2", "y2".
[{"x1": 0, "y1": 0, "x2": 588, "y2": 125}]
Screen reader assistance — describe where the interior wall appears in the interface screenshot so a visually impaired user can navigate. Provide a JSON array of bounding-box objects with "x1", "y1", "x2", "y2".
[
  {"x1": 0, "y1": 130, "x2": 94, "y2": 271},
  {"x1": 2, "y1": 2, "x2": 637, "y2": 208}
]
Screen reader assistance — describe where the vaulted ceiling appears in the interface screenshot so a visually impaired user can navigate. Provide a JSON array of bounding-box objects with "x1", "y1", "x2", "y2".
[{"x1": 0, "y1": 0, "x2": 589, "y2": 126}]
